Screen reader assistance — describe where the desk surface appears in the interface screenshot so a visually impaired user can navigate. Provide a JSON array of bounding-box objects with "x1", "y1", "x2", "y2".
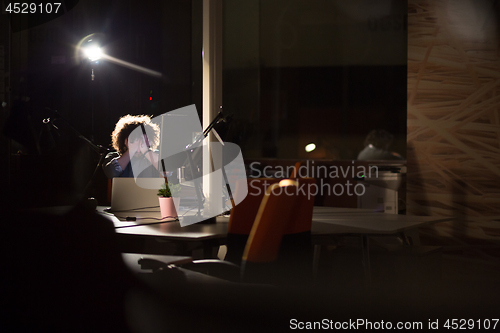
[
  {"x1": 311, "y1": 206, "x2": 453, "y2": 235},
  {"x1": 98, "y1": 207, "x2": 228, "y2": 241},
  {"x1": 98, "y1": 206, "x2": 453, "y2": 240}
]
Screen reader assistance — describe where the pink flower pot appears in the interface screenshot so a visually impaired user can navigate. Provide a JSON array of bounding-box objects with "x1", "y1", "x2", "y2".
[{"x1": 159, "y1": 197, "x2": 180, "y2": 219}]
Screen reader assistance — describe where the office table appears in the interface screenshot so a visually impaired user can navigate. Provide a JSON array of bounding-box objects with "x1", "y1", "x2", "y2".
[
  {"x1": 98, "y1": 207, "x2": 228, "y2": 256},
  {"x1": 309, "y1": 207, "x2": 453, "y2": 284},
  {"x1": 310, "y1": 206, "x2": 453, "y2": 247},
  {"x1": 98, "y1": 206, "x2": 453, "y2": 284}
]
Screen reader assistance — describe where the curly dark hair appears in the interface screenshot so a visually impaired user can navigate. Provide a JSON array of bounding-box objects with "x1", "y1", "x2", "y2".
[{"x1": 111, "y1": 115, "x2": 160, "y2": 155}]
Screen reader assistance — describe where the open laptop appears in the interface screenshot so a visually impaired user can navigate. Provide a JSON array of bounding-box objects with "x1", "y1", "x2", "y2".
[{"x1": 110, "y1": 177, "x2": 165, "y2": 212}]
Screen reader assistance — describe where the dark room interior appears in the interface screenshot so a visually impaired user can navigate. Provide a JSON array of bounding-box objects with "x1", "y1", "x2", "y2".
[{"x1": 1, "y1": 0, "x2": 500, "y2": 332}]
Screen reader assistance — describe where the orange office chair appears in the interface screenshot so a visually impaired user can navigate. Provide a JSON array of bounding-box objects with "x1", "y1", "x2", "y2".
[
  {"x1": 177, "y1": 180, "x2": 303, "y2": 284},
  {"x1": 227, "y1": 160, "x2": 305, "y2": 238},
  {"x1": 243, "y1": 180, "x2": 300, "y2": 262},
  {"x1": 285, "y1": 160, "x2": 316, "y2": 234},
  {"x1": 240, "y1": 180, "x2": 302, "y2": 283},
  {"x1": 228, "y1": 158, "x2": 303, "y2": 235},
  {"x1": 228, "y1": 178, "x2": 281, "y2": 234},
  {"x1": 278, "y1": 176, "x2": 316, "y2": 284},
  {"x1": 226, "y1": 177, "x2": 316, "y2": 280},
  {"x1": 224, "y1": 178, "x2": 281, "y2": 264},
  {"x1": 290, "y1": 161, "x2": 302, "y2": 178}
]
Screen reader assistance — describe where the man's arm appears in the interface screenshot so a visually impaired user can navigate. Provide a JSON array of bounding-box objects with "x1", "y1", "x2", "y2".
[
  {"x1": 102, "y1": 152, "x2": 127, "y2": 178},
  {"x1": 116, "y1": 151, "x2": 131, "y2": 171}
]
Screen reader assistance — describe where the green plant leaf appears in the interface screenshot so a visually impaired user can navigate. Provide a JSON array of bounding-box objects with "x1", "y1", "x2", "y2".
[{"x1": 158, "y1": 182, "x2": 181, "y2": 197}]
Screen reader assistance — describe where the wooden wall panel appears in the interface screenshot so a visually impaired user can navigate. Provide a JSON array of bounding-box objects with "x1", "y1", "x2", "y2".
[{"x1": 407, "y1": 0, "x2": 500, "y2": 242}]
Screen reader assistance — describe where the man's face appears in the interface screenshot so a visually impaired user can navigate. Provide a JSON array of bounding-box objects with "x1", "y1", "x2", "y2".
[{"x1": 126, "y1": 135, "x2": 147, "y2": 157}]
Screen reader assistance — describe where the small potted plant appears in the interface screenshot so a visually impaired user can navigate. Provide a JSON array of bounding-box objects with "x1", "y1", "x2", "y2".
[{"x1": 158, "y1": 182, "x2": 181, "y2": 219}]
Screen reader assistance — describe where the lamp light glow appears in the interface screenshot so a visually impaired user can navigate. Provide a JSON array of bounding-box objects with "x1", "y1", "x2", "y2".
[
  {"x1": 305, "y1": 143, "x2": 316, "y2": 153},
  {"x1": 84, "y1": 46, "x2": 102, "y2": 61},
  {"x1": 77, "y1": 34, "x2": 163, "y2": 78}
]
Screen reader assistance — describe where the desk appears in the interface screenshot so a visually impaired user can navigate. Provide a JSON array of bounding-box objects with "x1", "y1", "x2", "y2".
[
  {"x1": 311, "y1": 206, "x2": 453, "y2": 242},
  {"x1": 99, "y1": 206, "x2": 453, "y2": 283},
  {"x1": 98, "y1": 207, "x2": 228, "y2": 256},
  {"x1": 309, "y1": 207, "x2": 453, "y2": 285}
]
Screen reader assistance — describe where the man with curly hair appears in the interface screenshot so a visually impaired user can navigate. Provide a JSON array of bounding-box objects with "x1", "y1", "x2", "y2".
[{"x1": 103, "y1": 114, "x2": 161, "y2": 178}]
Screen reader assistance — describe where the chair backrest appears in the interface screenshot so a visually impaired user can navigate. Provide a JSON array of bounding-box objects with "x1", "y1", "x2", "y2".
[
  {"x1": 284, "y1": 177, "x2": 316, "y2": 234},
  {"x1": 229, "y1": 177, "x2": 315, "y2": 234},
  {"x1": 278, "y1": 177, "x2": 316, "y2": 284},
  {"x1": 228, "y1": 178, "x2": 281, "y2": 235},
  {"x1": 290, "y1": 161, "x2": 302, "y2": 178},
  {"x1": 225, "y1": 177, "x2": 316, "y2": 266},
  {"x1": 224, "y1": 178, "x2": 281, "y2": 264},
  {"x1": 242, "y1": 180, "x2": 300, "y2": 263}
]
